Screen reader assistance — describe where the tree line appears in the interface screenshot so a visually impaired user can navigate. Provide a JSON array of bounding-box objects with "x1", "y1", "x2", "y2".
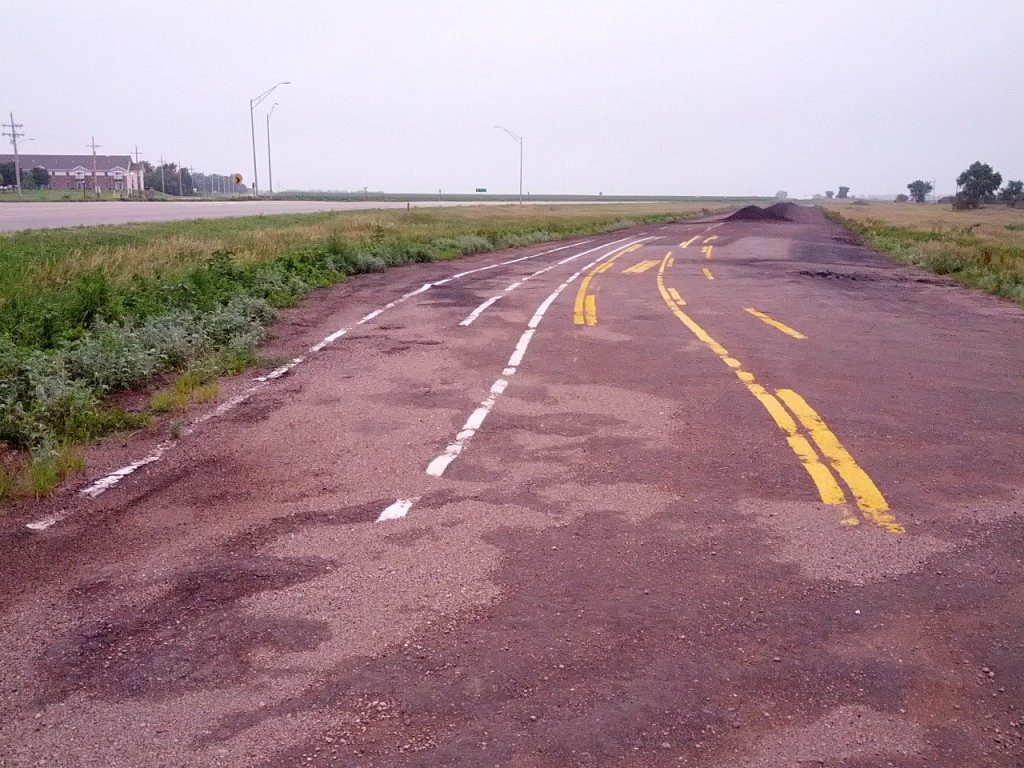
[
  {"x1": 0, "y1": 162, "x2": 50, "y2": 190},
  {"x1": 900, "y1": 162, "x2": 1022, "y2": 208},
  {"x1": 139, "y1": 161, "x2": 245, "y2": 196}
]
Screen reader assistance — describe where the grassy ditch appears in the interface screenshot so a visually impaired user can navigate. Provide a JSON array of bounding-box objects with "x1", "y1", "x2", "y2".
[
  {"x1": 0, "y1": 203, "x2": 713, "y2": 503},
  {"x1": 823, "y1": 203, "x2": 1024, "y2": 307}
]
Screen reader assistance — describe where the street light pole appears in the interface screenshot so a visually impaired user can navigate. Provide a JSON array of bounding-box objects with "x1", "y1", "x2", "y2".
[
  {"x1": 266, "y1": 102, "x2": 278, "y2": 195},
  {"x1": 249, "y1": 81, "x2": 290, "y2": 198},
  {"x1": 495, "y1": 125, "x2": 523, "y2": 205}
]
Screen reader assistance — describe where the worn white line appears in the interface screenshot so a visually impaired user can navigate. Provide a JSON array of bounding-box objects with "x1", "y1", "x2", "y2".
[
  {"x1": 460, "y1": 295, "x2": 503, "y2": 326},
  {"x1": 309, "y1": 327, "x2": 350, "y2": 354},
  {"x1": 435, "y1": 240, "x2": 590, "y2": 285},
  {"x1": 456, "y1": 237, "x2": 632, "y2": 329},
  {"x1": 80, "y1": 446, "x2": 170, "y2": 498},
  {"x1": 25, "y1": 509, "x2": 72, "y2": 531},
  {"x1": 425, "y1": 237, "x2": 652, "y2": 478},
  {"x1": 44, "y1": 235, "x2": 622, "y2": 520},
  {"x1": 377, "y1": 497, "x2": 420, "y2": 522}
]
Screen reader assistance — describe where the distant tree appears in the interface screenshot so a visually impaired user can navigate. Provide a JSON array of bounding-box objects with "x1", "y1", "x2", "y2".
[
  {"x1": 907, "y1": 180, "x2": 933, "y2": 203},
  {"x1": 0, "y1": 161, "x2": 15, "y2": 187},
  {"x1": 30, "y1": 167, "x2": 50, "y2": 188},
  {"x1": 895, "y1": 193, "x2": 910, "y2": 203},
  {"x1": 142, "y1": 162, "x2": 193, "y2": 196},
  {"x1": 954, "y1": 161, "x2": 1002, "y2": 209},
  {"x1": 999, "y1": 180, "x2": 1024, "y2": 208},
  {"x1": 825, "y1": 190, "x2": 835, "y2": 199},
  {"x1": 837, "y1": 186, "x2": 850, "y2": 199},
  {"x1": 19, "y1": 169, "x2": 37, "y2": 190},
  {"x1": 775, "y1": 190, "x2": 788, "y2": 199}
]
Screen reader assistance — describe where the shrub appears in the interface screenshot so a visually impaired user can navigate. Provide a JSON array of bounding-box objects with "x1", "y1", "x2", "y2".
[{"x1": 353, "y1": 253, "x2": 386, "y2": 273}]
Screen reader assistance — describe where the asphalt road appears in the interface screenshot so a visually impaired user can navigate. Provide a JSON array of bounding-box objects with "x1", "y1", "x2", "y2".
[
  {"x1": 2, "y1": 207, "x2": 1022, "y2": 766},
  {"x1": 0, "y1": 200, "x2": 599, "y2": 232}
]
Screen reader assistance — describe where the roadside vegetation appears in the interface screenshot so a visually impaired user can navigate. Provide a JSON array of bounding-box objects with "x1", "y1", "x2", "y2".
[
  {"x1": 0, "y1": 202, "x2": 718, "y2": 504},
  {"x1": 823, "y1": 200, "x2": 1024, "y2": 308}
]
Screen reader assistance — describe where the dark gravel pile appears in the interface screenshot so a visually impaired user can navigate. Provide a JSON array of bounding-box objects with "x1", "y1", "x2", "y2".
[{"x1": 727, "y1": 202, "x2": 796, "y2": 221}]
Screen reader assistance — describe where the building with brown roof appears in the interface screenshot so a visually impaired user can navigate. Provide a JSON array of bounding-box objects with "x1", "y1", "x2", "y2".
[{"x1": 0, "y1": 154, "x2": 144, "y2": 194}]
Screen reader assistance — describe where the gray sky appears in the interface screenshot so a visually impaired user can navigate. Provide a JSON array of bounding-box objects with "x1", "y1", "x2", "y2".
[{"x1": 4, "y1": 1, "x2": 1021, "y2": 197}]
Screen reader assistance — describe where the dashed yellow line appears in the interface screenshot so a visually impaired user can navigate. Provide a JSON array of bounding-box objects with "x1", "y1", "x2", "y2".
[
  {"x1": 701, "y1": 245, "x2": 714, "y2": 260},
  {"x1": 623, "y1": 259, "x2": 662, "y2": 274},
  {"x1": 702, "y1": 267, "x2": 715, "y2": 280},
  {"x1": 573, "y1": 245, "x2": 636, "y2": 325},
  {"x1": 703, "y1": 235, "x2": 719, "y2": 244},
  {"x1": 655, "y1": 255, "x2": 900, "y2": 532},
  {"x1": 668, "y1": 287, "x2": 686, "y2": 306},
  {"x1": 680, "y1": 235, "x2": 700, "y2": 248},
  {"x1": 745, "y1": 308, "x2": 807, "y2": 340}
]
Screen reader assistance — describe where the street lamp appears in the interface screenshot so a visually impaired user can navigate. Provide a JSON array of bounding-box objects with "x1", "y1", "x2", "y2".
[
  {"x1": 494, "y1": 125, "x2": 523, "y2": 205},
  {"x1": 266, "y1": 102, "x2": 278, "y2": 195},
  {"x1": 249, "y1": 81, "x2": 290, "y2": 198}
]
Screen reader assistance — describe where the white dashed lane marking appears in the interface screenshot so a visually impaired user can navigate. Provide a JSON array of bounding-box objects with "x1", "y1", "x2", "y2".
[
  {"x1": 31, "y1": 238, "x2": 611, "y2": 529},
  {"x1": 424, "y1": 237, "x2": 651, "y2": 480}
]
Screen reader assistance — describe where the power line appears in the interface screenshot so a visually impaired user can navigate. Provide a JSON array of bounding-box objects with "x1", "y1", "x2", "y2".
[{"x1": 2, "y1": 112, "x2": 26, "y2": 196}]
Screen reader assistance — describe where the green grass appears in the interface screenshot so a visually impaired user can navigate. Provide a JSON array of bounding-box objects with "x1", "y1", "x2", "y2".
[
  {"x1": 149, "y1": 389, "x2": 187, "y2": 414},
  {"x1": 0, "y1": 189, "x2": 189, "y2": 203},
  {"x1": 825, "y1": 210, "x2": 1024, "y2": 307},
  {"x1": 0, "y1": 202, "x2": 726, "y2": 502},
  {"x1": 0, "y1": 464, "x2": 16, "y2": 504}
]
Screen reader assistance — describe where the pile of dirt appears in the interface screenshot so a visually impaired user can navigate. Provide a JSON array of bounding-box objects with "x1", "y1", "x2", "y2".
[{"x1": 727, "y1": 202, "x2": 797, "y2": 222}]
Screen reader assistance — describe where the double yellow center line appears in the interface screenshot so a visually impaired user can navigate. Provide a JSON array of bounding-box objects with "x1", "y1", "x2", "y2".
[
  {"x1": 573, "y1": 244, "x2": 639, "y2": 325},
  {"x1": 656, "y1": 254, "x2": 902, "y2": 533}
]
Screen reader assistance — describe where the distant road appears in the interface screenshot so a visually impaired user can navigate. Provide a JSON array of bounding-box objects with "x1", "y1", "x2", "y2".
[{"x1": 0, "y1": 199, "x2": 560, "y2": 232}]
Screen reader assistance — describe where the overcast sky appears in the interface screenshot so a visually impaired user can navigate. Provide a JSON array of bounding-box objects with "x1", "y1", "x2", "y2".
[{"x1": 3, "y1": 1, "x2": 1021, "y2": 197}]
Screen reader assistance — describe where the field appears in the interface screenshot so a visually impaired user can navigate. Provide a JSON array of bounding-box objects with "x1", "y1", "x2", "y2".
[
  {"x1": 823, "y1": 200, "x2": 1024, "y2": 306},
  {"x1": 0, "y1": 202, "x2": 725, "y2": 502}
]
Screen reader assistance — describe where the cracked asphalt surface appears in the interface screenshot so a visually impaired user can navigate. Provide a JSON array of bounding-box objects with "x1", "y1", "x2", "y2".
[{"x1": 1, "y1": 206, "x2": 1022, "y2": 766}]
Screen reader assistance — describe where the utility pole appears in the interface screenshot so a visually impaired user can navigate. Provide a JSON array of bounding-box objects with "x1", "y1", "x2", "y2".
[
  {"x1": 177, "y1": 163, "x2": 183, "y2": 197},
  {"x1": 88, "y1": 136, "x2": 101, "y2": 197},
  {"x1": 131, "y1": 145, "x2": 143, "y2": 196},
  {"x1": 2, "y1": 112, "x2": 25, "y2": 196},
  {"x1": 159, "y1": 154, "x2": 166, "y2": 195}
]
